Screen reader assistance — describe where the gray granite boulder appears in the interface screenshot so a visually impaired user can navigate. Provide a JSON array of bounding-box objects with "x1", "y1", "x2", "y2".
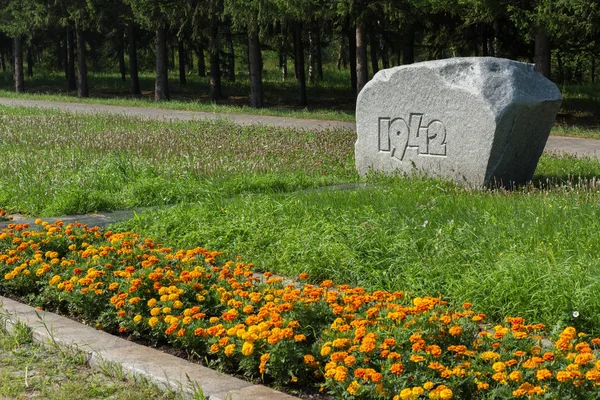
[{"x1": 355, "y1": 57, "x2": 562, "y2": 187}]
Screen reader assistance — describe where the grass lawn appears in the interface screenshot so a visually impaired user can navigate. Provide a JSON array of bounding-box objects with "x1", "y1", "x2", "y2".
[
  {"x1": 2, "y1": 105, "x2": 600, "y2": 335},
  {"x1": 0, "y1": 318, "x2": 185, "y2": 399}
]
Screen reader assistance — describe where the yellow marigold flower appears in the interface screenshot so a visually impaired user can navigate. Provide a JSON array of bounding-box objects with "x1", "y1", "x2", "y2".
[
  {"x1": 148, "y1": 317, "x2": 159, "y2": 327},
  {"x1": 346, "y1": 381, "x2": 360, "y2": 396},
  {"x1": 409, "y1": 354, "x2": 426, "y2": 363},
  {"x1": 150, "y1": 307, "x2": 161, "y2": 316},
  {"x1": 242, "y1": 341, "x2": 254, "y2": 356},
  {"x1": 321, "y1": 346, "x2": 332, "y2": 356},
  {"x1": 399, "y1": 388, "x2": 412, "y2": 400},
  {"x1": 492, "y1": 372, "x2": 507, "y2": 384},
  {"x1": 162, "y1": 307, "x2": 172, "y2": 315},
  {"x1": 556, "y1": 371, "x2": 572, "y2": 382},
  {"x1": 133, "y1": 315, "x2": 142, "y2": 323},
  {"x1": 423, "y1": 381, "x2": 434, "y2": 390},
  {"x1": 492, "y1": 362, "x2": 506, "y2": 372},
  {"x1": 224, "y1": 344, "x2": 235, "y2": 357},
  {"x1": 173, "y1": 300, "x2": 183, "y2": 309},
  {"x1": 439, "y1": 388, "x2": 453, "y2": 400},
  {"x1": 480, "y1": 351, "x2": 501, "y2": 361}
]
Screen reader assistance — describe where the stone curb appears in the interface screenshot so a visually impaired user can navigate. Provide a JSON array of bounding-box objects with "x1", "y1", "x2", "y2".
[{"x1": 0, "y1": 296, "x2": 298, "y2": 400}]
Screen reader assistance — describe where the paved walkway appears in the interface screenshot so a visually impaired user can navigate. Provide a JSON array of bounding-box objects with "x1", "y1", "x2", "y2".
[{"x1": 1, "y1": 97, "x2": 599, "y2": 158}]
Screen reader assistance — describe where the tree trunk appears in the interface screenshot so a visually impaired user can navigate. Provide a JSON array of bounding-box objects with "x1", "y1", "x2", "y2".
[
  {"x1": 187, "y1": 43, "x2": 194, "y2": 70},
  {"x1": 402, "y1": 23, "x2": 415, "y2": 65},
  {"x1": 356, "y1": 23, "x2": 368, "y2": 94},
  {"x1": 315, "y1": 29, "x2": 323, "y2": 80},
  {"x1": 76, "y1": 27, "x2": 89, "y2": 98},
  {"x1": 169, "y1": 43, "x2": 175, "y2": 71},
  {"x1": 0, "y1": 51, "x2": 5, "y2": 73},
  {"x1": 337, "y1": 35, "x2": 347, "y2": 70},
  {"x1": 381, "y1": 36, "x2": 389, "y2": 69},
  {"x1": 155, "y1": 24, "x2": 170, "y2": 101},
  {"x1": 348, "y1": 27, "x2": 357, "y2": 94},
  {"x1": 308, "y1": 29, "x2": 315, "y2": 84},
  {"x1": 197, "y1": 44, "x2": 206, "y2": 77},
  {"x1": 279, "y1": 26, "x2": 287, "y2": 81},
  {"x1": 225, "y1": 22, "x2": 235, "y2": 82},
  {"x1": 128, "y1": 23, "x2": 141, "y2": 96},
  {"x1": 118, "y1": 29, "x2": 126, "y2": 81},
  {"x1": 178, "y1": 40, "x2": 186, "y2": 85},
  {"x1": 248, "y1": 30, "x2": 263, "y2": 108},
  {"x1": 209, "y1": 20, "x2": 222, "y2": 100},
  {"x1": 482, "y1": 35, "x2": 488, "y2": 57},
  {"x1": 66, "y1": 27, "x2": 77, "y2": 91},
  {"x1": 57, "y1": 38, "x2": 65, "y2": 75},
  {"x1": 557, "y1": 52, "x2": 564, "y2": 83},
  {"x1": 534, "y1": 28, "x2": 551, "y2": 79},
  {"x1": 370, "y1": 32, "x2": 379, "y2": 75},
  {"x1": 293, "y1": 22, "x2": 307, "y2": 107},
  {"x1": 592, "y1": 56, "x2": 596, "y2": 83},
  {"x1": 13, "y1": 36, "x2": 24, "y2": 93},
  {"x1": 26, "y1": 45, "x2": 33, "y2": 78}
]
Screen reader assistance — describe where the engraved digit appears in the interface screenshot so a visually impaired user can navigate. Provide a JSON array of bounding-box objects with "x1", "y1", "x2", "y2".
[
  {"x1": 427, "y1": 120, "x2": 447, "y2": 156},
  {"x1": 389, "y1": 118, "x2": 409, "y2": 161},
  {"x1": 378, "y1": 117, "x2": 391, "y2": 152},
  {"x1": 407, "y1": 113, "x2": 428, "y2": 154}
]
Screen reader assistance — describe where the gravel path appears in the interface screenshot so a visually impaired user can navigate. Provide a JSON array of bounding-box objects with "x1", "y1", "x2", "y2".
[{"x1": 0, "y1": 97, "x2": 598, "y2": 158}]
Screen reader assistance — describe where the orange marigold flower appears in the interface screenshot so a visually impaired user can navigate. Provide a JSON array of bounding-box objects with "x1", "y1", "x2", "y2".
[
  {"x1": 542, "y1": 352, "x2": 555, "y2": 361},
  {"x1": 509, "y1": 371, "x2": 523, "y2": 382},
  {"x1": 390, "y1": 363, "x2": 404, "y2": 375},
  {"x1": 449, "y1": 325, "x2": 463, "y2": 336},
  {"x1": 536, "y1": 369, "x2": 552, "y2": 381},
  {"x1": 320, "y1": 280, "x2": 333, "y2": 288},
  {"x1": 575, "y1": 352, "x2": 594, "y2": 365},
  {"x1": 344, "y1": 355, "x2": 356, "y2": 366}
]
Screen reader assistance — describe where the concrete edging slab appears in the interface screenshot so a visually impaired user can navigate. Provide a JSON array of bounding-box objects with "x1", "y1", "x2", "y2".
[{"x1": 0, "y1": 296, "x2": 298, "y2": 400}]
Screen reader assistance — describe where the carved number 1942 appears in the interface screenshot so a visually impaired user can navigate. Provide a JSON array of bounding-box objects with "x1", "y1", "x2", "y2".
[{"x1": 379, "y1": 114, "x2": 447, "y2": 161}]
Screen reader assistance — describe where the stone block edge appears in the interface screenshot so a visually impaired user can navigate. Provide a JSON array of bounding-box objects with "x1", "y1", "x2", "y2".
[{"x1": 0, "y1": 295, "x2": 298, "y2": 400}]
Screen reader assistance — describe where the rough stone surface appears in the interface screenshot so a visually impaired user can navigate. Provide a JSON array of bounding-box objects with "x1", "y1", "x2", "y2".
[{"x1": 355, "y1": 57, "x2": 563, "y2": 186}]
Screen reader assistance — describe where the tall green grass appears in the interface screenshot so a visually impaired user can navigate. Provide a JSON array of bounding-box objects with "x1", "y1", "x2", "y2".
[
  {"x1": 3, "y1": 105, "x2": 600, "y2": 332},
  {"x1": 0, "y1": 105, "x2": 356, "y2": 216}
]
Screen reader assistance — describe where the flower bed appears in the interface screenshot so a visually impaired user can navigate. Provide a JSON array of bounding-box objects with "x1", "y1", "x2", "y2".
[{"x1": 1, "y1": 220, "x2": 599, "y2": 399}]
